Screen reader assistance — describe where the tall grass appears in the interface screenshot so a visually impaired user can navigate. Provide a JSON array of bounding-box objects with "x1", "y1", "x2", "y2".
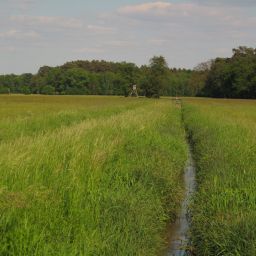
[
  {"x1": 0, "y1": 96, "x2": 187, "y2": 255},
  {"x1": 0, "y1": 95, "x2": 146, "y2": 142},
  {"x1": 183, "y1": 98, "x2": 256, "y2": 255}
]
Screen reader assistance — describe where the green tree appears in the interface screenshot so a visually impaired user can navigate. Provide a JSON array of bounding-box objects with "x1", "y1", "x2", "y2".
[
  {"x1": 204, "y1": 46, "x2": 256, "y2": 98},
  {"x1": 145, "y1": 56, "x2": 169, "y2": 98},
  {"x1": 0, "y1": 85, "x2": 9, "y2": 94},
  {"x1": 20, "y1": 85, "x2": 31, "y2": 94},
  {"x1": 41, "y1": 85, "x2": 55, "y2": 95}
]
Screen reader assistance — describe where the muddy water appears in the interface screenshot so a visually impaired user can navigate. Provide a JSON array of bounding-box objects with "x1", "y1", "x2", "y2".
[{"x1": 166, "y1": 146, "x2": 196, "y2": 256}]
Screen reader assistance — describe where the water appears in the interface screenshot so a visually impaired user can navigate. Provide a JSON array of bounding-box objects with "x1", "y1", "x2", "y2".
[{"x1": 166, "y1": 146, "x2": 196, "y2": 256}]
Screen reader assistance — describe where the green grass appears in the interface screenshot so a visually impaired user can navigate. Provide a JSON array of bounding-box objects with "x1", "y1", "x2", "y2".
[
  {"x1": 0, "y1": 95, "x2": 187, "y2": 255},
  {"x1": 0, "y1": 95, "x2": 147, "y2": 143},
  {"x1": 5, "y1": 95, "x2": 255, "y2": 255},
  {"x1": 182, "y1": 98, "x2": 256, "y2": 256}
]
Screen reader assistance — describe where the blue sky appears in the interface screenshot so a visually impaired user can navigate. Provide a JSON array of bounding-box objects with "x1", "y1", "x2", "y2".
[{"x1": 0, "y1": 0, "x2": 256, "y2": 74}]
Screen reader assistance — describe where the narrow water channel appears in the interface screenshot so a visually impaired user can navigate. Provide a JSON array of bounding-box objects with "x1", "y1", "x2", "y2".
[{"x1": 166, "y1": 146, "x2": 196, "y2": 256}]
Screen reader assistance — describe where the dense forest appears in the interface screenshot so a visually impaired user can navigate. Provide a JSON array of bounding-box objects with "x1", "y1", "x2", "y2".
[
  {"x1": 0, "y1": 46, "x2": 255, "y2": 98},
  {"x1": 0, "y1": 57, "x2": 192, "y2": 97},
  {"x1": 203, "y1": 46, "x2": 256, "y2": 98},
  {"x1": 0, "y1": 57, "x2": 192, "y2": 96}
]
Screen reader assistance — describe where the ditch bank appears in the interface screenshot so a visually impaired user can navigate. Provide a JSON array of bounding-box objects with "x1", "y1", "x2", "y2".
[
  {"x1": 164, "y1": 101, "x2": 196, "y2": 256},
  {"x1": 165, "y1": 146, "x2": 196, "y2": 256}
]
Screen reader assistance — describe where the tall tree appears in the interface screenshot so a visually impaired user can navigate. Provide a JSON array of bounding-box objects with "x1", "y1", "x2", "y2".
[
  {"x1": 203, "y1": 46, "x2": 256, "y2": 98},
  {"x1": 145, "y1": 56, "x2": 169, "y2": 98}
]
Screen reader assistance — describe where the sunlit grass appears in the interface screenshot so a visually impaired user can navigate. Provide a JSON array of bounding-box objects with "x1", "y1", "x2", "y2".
[
  {"x1": 183, "y1": 98, "x2": 256, "y2": 256},
  {"x1": 0, "y1": 95, "x2": 148, "y2": 142},
  {"x1": 0, "y1": 95, "x2": 187, "y2": 255}
]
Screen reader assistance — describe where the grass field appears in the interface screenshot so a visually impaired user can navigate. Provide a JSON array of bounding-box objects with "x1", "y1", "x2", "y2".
[
  {"x1": 1, "y1": 95, "x2": 256, "y2": 256},
  {"x1": 0, "y1": 95, "x2": 147, "y2": 143},
  {"x1": 0, "y1": 95, "x2": 187, "y2": 255},
  {"x1": 183, "y1": 98, "x2": 256, "y2": 255}
]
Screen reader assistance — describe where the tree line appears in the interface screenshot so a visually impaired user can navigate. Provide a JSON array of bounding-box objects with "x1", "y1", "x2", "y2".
[
  {"x1": 204, "y1": 46, "x2": 256, "y2": 98},
  {"x1": 189, "y1": 46, "x2": 256, "y2": 99},
  {"x1": 0, "y1": 46, "x2": 255, "y2": 98},
  {"x1": 0, "y1": 57, "x2": 193, "y2": 98}
]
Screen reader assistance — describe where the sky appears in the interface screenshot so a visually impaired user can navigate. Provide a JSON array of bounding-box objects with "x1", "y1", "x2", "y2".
[{"x1": 0, "y1": 0, "x2": 256, "y2": 74}]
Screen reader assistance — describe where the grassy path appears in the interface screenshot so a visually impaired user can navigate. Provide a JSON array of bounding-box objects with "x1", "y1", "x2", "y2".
[{"x1": 0, "y1": 96, "x2": 187, "y2": 256}]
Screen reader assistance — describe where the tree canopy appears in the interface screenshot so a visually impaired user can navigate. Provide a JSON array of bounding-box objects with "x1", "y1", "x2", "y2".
[
  {"x1": 203, "y1": 46, "x2": 256, "y2": 98},
  {"x1": 0, "y1": 58, "x2": 192, "y2": 97},
  {"x1": 144, "y1": 56, "x2": 169, "y2": 98},
  {"x1": 1, "y1": 46, "x2": 255, "y2": 99}
]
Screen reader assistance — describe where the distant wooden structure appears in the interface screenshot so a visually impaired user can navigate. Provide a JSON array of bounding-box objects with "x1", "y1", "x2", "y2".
[
  {"x1": 129, "y1": 84, "x2": 138, "y2": 97},
  {"x1": 175, "y1": 96, "x2": 181, "y2": 104},
  {"x1": 172, "y1": 95, "x2": 181, "y2": 105}
]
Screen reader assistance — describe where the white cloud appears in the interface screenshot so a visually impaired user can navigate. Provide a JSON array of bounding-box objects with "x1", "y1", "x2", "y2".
[
  {"x1": 104, "y1": 40, "x2": 138, "y2": 47},
  {"x1": 73, "y1": 47, "x2": 104, "y2": 53},
  {"x1": 7, "y1": 0, "x2": 36, "y2": 3},
  {"x1": 0, "y1": 46, "x2": 17, "y2": 53},
  {"x1": 119, "y1": 1, "x2": 172, "y2": 14},
  {"x1": 117, "y1": 1, "x2": 256, "y2": 29},
  {"x1": 10, "y1": 15, "x2": 83, "y2": 29},
  {"x1": 6, "y1": 0, "x2": 36, "y2": 10},
  {"x1": 118, "y1": 2, "x2": 231, "y2": 20},
  {"x1": 87, "y1": 25, "x2": 115, "y2": 34},
  {"x1": 0, "y1": 29, "x2": 40, "y2": 39},
  {"x1": 1, "y1": 1, "x2": 256, "y2": 74},
  {"x1": 194, "y1": 0, "x2": 256, "y2": 7},
  {"x1": 120, "y1": 2, "x2": 200, "y2": 16},
  {"x1": 148, "y1": 39, "x2": 168, "y2": 46}
]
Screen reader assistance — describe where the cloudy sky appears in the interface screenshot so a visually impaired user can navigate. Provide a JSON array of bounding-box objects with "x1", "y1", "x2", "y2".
[{"x1": 0, "y1": 0, "x2": 256, "y2": 74}]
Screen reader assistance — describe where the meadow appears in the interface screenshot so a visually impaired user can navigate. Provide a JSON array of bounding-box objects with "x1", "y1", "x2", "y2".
[
  {"x1": 0, "y1": 95, "x2": 187, "y2": 255},
  {"x1": 1, "y1": 95, "x2": 256, "y2": 256},
  {"x1": 183, "y1": 98, "x2": 256, "y2": 255}
]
